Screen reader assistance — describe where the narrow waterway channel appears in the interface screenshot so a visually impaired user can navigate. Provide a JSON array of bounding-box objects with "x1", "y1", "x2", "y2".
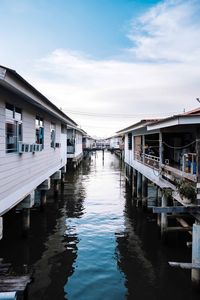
[{"x1": 0, "y1": 151, "x2": 199, "y2": 299}]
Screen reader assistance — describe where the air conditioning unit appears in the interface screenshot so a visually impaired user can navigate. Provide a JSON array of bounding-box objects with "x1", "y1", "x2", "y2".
[
  {"x1": 32, "y1": 143, "x2": 43, "y2": 152},
  {"x1": 18, "y1": 142, "x2": 30, "y2": 153}
]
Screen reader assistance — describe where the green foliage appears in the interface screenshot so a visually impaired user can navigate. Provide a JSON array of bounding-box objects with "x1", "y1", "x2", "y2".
[{"x1": 179, "y1": 181, "x2": 196, "y2": 202}]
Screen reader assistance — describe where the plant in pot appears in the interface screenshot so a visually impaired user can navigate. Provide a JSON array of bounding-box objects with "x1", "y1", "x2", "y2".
[{"x1": 179, "y1": 181, "x2": 196, "y2": 204}]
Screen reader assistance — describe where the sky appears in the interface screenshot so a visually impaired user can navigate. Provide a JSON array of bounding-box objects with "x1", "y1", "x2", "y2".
[{"x1": 1, "y1": 0, "x2": 200, "y2": 138}]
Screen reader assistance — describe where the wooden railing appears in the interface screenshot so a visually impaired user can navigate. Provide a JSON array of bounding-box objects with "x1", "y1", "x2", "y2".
[
  {"x1": 134, "y1": 151, "x2": 160, "y2": 169},
  {"x1": 144, "y1": 154, "x2": 160, "y2": 169}
]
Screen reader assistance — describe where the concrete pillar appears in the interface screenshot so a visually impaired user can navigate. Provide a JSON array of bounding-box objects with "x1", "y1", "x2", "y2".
[
  {"x1": 161, "y1": 191, "x2": 168, "y2": 240},
  {"x1": 142, "y1": 176, "x2": 148, "y2": 210},
  {"x1": 54, "y1": 179, "x2": 59, "y2": 195},
  {"x1": 22, "y1": 208, "x2": 30, "y2": 236},
  {"x1": 137, "y1": 172, "x2": 142, "y2": 206},
  {"x1": 40, "y1": 190, "x2": 47, "y2": 210},
  {"x1": 51, "y1": 171, "x2": 61, "y2": 196},
  {"x1": 191, "y1": 223, "x2": 200, "y2": 286}
]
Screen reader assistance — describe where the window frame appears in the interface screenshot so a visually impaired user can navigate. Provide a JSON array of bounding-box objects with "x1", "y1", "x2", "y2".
[
  {"x1": 35, "y1": 116, "x2": 44, "y2": 148},
  {"x1": 5, "y1": 103, "x2": 22, "y2": 154}
]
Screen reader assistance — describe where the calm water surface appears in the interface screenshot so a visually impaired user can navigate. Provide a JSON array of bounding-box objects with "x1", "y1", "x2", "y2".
[{"x1": 0, "y1": 151, "x2": 199, "y2": 299}]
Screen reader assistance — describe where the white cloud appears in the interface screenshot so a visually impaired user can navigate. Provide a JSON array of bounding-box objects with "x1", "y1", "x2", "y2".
[
  {"x1": 127, "y1": 0, "x2": 200, "y2": 62},
  {"x1": 26, "y1": 0, "x2": 200, "y2": 137}
]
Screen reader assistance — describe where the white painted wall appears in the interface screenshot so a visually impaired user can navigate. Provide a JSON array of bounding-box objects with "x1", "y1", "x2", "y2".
[
  {"x1": 124, "y1": 133, "x2": 134, "y2": 167},
  {"x1": 67, "y1": 129, "x2": 83, "y2": 160},
  {"x1": 75, "y1": 131, "x2": 83, "y2": 157},
  {"x1": 0, "y1": 91, "x2": 67, "y2": 215}
]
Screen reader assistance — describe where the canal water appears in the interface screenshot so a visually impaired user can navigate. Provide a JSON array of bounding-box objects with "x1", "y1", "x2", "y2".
[{"x1": 0, "y1": 151, "x2": 199, "y2": 299}]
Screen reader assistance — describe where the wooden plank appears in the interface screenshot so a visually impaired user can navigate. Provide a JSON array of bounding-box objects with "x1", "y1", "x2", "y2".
[
  {"x1": 162, "y1": 164, "x2": 196, "y2": 182},
  {"x1": 166, "y1": 226, "x2": 192, "y2": 232},
  {"x1": 169, "y1": 262, "x2": 200, "y2": 269},
  {"x1": 152, "y1": 206, "x2": 200, "y2": 213}
]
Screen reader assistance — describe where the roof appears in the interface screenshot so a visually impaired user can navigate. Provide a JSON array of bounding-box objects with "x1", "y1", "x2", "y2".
[
  {"x1": 117, "y1": 119, "x2": 159, "y2": 134},
  {"x1": 0, "y1": 65, "x2": 77, "y2": 126},
  {"x1": 147, "y1": 108, "x2": 200, "y2": 130}
]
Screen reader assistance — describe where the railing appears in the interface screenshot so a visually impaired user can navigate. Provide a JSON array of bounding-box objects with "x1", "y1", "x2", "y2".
[
  {"x1": 67, "y1": 145, "x2": 75, "y2": 154},
  {"x1": 134, "y1": 151, "x2": 160, "y2": 169},
  {"x1": 144, "y1": 154, "x2": 160, "y2": 169}
]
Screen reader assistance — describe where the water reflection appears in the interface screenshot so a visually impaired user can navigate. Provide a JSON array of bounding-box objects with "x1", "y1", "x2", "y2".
[{"x1": 0, "y1": 152, "x2": 199, "y2": 300}]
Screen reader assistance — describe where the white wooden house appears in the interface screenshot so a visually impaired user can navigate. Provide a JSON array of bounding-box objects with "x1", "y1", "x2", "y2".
[
  {"x1": 82, "y1": 134, "x2": 95, "y2": 150},
  {"x1": 0, "y1": 65, "x2": 77, "y2": 237},
  {"x1": 118, "y1": 109, "x2": 200, "y2": 284},
  {"x1": 67, "y1": 126, "x2": 84, "y2": 167},
  {"x1": 107, "y1": 135, "x2": 123, "y2": 150}
]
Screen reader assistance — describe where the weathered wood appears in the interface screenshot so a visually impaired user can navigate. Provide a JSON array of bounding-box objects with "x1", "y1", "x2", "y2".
[
  {"x1": 192, "y1": 223, "x2": 200, "y2": 285},
  {"x1": 166, "y1": 226, "x2": 192, "y2": 232},
  {"x1": 169, "y1": 262, "x2": 200, "y2": 269},
  {"x1": 161, "y1": 193, "x2": 168, "y2": 239},
  {"x1": 162, "y1": 164, "x2": 196, "y2": 182},
  {"x1": 153, "y1": 206, "x2": 200, "y2": 213},
  {"x1": 0, "y1": 275, "x2": 31, "y2": 292},
  {"x1": 176, "y1": 217, "x2": 192, "y2": 235}
]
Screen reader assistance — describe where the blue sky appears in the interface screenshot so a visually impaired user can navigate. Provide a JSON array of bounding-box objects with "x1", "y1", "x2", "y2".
[{"x1": 1, "y1": 0, "x2": 200, "y2": 137}]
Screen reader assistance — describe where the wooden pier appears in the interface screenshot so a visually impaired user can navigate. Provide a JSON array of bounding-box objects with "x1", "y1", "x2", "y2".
[{"x1": 0, "y1": 261, "x2": 32, "y2": 299}]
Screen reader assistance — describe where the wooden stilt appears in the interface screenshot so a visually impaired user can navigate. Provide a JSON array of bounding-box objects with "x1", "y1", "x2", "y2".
[
  {"x1": 161, "y1": 191, "x2": 168, "y2": 241},
  {"x1": 22, "y1": 208, "x2": 30, "y2": 237},
  {"x1": 192, "y1": 223, "x2": 200, "y2": 286},
  {"x1": 40, "y1": 190, "x2": 47, "y2": 211},
  {"x1": 142, "y1": 176, "x2": 148, "y2": 210}
]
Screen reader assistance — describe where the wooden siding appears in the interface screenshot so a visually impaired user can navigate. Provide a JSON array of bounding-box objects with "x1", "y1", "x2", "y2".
[{"x1": 0, "y1": 92, "x2": 67, "y2": 215}]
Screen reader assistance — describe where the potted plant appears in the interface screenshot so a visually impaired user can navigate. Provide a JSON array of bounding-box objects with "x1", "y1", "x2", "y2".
[{"x1": 179, "y1": 181, "x2": 196, "y2": 204}]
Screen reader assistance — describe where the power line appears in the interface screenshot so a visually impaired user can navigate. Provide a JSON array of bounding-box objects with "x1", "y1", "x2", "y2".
[{"x1": 63, "y1": 108, "x2": 179, "y2": 119}]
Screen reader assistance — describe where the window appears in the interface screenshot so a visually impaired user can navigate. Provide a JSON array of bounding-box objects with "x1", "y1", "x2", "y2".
[
  {"x1": 128, "y1": 133, "x2": 132, "y2": 150},
  {"x1": 50, "y1": 123, "x2": 56, "y2": 148},
  {"x1": 35, "y1": 116, "x2": 44, "y2": 148},
  {"x1": 5, "y1": 103, "x2": 22, "y2": 153}
]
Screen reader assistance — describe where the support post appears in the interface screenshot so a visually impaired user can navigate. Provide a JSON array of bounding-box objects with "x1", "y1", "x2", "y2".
[
  {"x1": 22, "y1": 208, "x2": 30, "y2": 237},
  {"x1": 142, "y1": 176, "x2": 148, "y2": 210},
  {"x1": 191, "y1": 223, "x2": 200, "y2": 286},
  {"x1": 137, "y1": 172, "x2": 142, "y2": 206},
  {"x1": 196, "y1": 131, "x2": 200, "y2": 205},
  {"x1": 0, "y1": 217, "x2": 3, "y2": 241},
  {"x1": 159, "y1": 132, "x2": 163, "y2": 170},
  {"x1": 40, "y1": 190, "x2": 47, "y2": 211},
  {"x1": 51, "y1": 171, "x2": 61, "y2": 196},
  {"x1": 54, "y1": 180, "x2": 59, "y2": 195},
  {"x1": 133, "y1": 169, "x2": 137, "y2": 198},
  {"x1": 156, "y1": 187, "x2": 162, "y2": 227},
  {"x1": 161, "y1": 190, "x2": 168, "y2": 240}
]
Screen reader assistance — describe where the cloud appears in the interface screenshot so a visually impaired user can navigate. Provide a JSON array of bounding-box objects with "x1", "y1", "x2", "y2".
[
  {"x1": 127, "y1": 0, "x2": 200, "y2": 62},
  {"x1": 27, "y1": 0, "x2": 200, "y2": 137}
]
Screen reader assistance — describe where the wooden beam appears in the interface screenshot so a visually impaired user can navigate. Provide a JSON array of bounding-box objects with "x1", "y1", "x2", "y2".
[
  {"x1": 169, "y1": 262, "x2": 200, "y2": 269},
  {"x1": 166, "y1": 226, "x2": 192, "y2": 232},
  {"x1": 176, "y1": 217, "x2": 192, "y2": 235},
  {"x1": 152, "y1": 206, "x2": 200, "y2": 214}
]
